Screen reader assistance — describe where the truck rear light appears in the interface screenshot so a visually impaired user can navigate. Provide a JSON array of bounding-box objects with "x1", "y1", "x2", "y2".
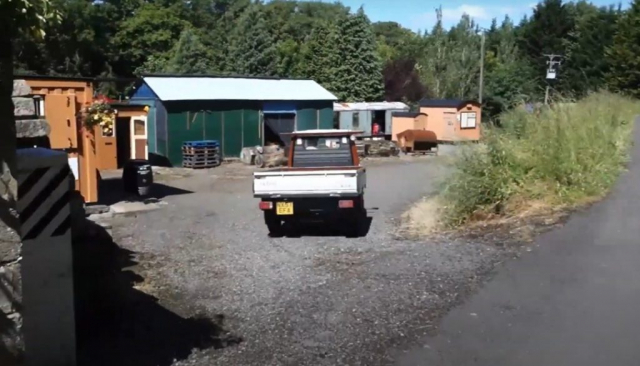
[
  {"x1": 259, "y1": 201, "x2": 273, "y2": 210},
  {"x1": 339, "y1": 200, "x2": 354, "y2": 208}
]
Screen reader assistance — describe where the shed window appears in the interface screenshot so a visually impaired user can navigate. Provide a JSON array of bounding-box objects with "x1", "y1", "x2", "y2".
[
  {"x1": 460, "y1": 112, "x2": 476, "y2": 129},
  {"x1": 352, "y1": 113, "x2": 360, "y2": 129},
  {"x1": 33, "y1": 96, "x2": 45, "y2": 117}
]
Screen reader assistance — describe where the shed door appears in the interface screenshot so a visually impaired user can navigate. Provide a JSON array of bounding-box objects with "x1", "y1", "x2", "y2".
[
  {"x1": 44, "y1": 94, "x2": 78, "y2": 149},
  {"x1": 443, "y1": 112, "x2": 457, "y2": 141},
  {"x1": 264, "y1": 113, "x2": 295, "y2": 146}
]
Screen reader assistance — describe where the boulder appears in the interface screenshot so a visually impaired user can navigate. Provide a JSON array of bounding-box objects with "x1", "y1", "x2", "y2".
[
  {"x1": 15, "y1": 119, "x2": 50, "y2": 138},
  {"x1": 13, "y1": 97, "x2": 35, "y2": 116},
  {"x1": 12, "y1": 80, "x2": 31, "y2": 97}
]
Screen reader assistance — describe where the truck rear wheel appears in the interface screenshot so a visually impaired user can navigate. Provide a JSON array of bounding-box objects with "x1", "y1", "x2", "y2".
[
  {"x1": 264, "y1": 212, "x2": 283, "y2": 237},
  {"x1": 345, "y1": 207, "x2": 366, "y2": 238}
]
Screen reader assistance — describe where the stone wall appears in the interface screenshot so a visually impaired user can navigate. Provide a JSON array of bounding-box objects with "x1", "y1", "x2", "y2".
[{"x1": 1, "y1": 80, "x2": 51, "y2": 361}]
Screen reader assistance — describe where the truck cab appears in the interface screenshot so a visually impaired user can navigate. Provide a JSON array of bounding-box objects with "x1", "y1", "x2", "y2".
[{"x1": 253, "y1": 129, "x2": 367, "y2": 237}]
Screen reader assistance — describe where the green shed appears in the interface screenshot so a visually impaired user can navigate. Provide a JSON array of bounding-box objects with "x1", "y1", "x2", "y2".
[{"x1": 131, "y1": 75, "x2": 338, "y2": 166}]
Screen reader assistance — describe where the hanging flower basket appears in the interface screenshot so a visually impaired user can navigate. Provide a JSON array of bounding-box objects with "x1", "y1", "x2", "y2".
[{"x1": 84, "y1": 100, "x2": 115, "y2": 136}]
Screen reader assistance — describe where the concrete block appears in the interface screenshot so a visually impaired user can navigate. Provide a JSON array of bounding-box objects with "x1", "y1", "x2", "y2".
[
  {"x1": 12, "y1": 80, "x2": 32, "y2": 97},
  {"x1": 15, "y1": 119, "x2": 50, "y2": 138},
  {"x1": 111, "y1": 200, "x2": 164, "y2": 215},
  {"x1": 84, "y1": 204, "x2": 110, "y2": 216},
  {"x1": 13, "y1": 97, "x2": 36, "y2": 116}
]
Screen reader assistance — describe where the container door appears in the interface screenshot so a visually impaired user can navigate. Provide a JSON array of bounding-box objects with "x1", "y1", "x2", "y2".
[
  {"x1": 443, "y1": 112, "x2": 456, "y2": 141},
  {"x1": 131, "y1": 116, "x2": 148, "y2": 160}
]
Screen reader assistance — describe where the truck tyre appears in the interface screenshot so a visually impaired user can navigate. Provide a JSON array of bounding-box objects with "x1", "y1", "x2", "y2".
[
  {"x1": 346, "y1": 207, "x2": 366, "y2": 238},
  {"x1": 264, "y1": 212, "x2": 283, "y2": 237}
]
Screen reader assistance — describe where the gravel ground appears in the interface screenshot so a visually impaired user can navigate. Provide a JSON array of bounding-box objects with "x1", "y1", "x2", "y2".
[{"x1": 105, "y1": 150, "x2": 513, "y2": 366}]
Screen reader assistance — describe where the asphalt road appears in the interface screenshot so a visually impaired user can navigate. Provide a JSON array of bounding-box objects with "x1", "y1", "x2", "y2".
[
  {"x1": 96, "y1": 152, "x2": 512, "y2": 366},
  {"x1": 394, "y1": 121, "x2": 640, "y2": 366}
]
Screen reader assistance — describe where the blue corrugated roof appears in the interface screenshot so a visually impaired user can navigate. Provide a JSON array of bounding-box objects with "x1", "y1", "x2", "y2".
[{"x1": 136, "y1": 76, "x2": 337, "y2": 102}]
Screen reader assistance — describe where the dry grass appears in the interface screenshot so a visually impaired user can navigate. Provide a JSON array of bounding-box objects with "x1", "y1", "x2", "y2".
[{"x1": 400, "y1": 196, "x2": 445, "y2": 237}]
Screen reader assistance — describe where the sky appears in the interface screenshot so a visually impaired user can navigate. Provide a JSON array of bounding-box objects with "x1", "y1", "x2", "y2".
[{"x1": 307, "y1": 0, "x2": 629, "y2": 31}]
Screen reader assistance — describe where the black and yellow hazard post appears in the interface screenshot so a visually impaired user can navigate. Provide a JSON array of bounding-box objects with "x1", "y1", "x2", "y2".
[{"x1": 16, "y1": 148, "x2": 76, "y2": 366}]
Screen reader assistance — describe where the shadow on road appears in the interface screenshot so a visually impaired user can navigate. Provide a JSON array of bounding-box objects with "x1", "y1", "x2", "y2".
[
  {"x1": 97, "y1": 174, "x2": 192, "y2": 206},
  {"x1": 279, "y1": 215, "x2": 374, "y2": 238},
  {"x1": 74, "y1": 220, "x2": 241, "y2": 366}
]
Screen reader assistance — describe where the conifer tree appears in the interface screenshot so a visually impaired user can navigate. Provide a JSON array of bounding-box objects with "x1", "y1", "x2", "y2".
[
  {"x1": 333, "y1": 7, "x2": 384, "y2": 101},
  {"x1": 165, "y1": 28, "x2": 214, "y2": 74},
  {"x1": 226, "y1": 4, "x2": 278, "y2": 76},
  {"x1": 606, "y1": 0, "x2": 640, "y2": 97},
  {"x1": 300, "y1": 21, "x2": 341, "y2": 93}
]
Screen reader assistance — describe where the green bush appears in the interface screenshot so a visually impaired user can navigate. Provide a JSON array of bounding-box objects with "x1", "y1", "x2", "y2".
[{"x1": 442, "y1": 92, "x2": 640, "y2": 226}]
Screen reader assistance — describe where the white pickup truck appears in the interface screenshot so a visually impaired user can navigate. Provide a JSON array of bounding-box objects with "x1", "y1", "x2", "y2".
[{"x1": 253, "y1": 130, "x2": 367, "y2": 237}]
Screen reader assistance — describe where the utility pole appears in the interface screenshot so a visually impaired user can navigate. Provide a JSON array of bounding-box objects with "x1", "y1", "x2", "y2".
[
  {"x1": 543, "y1": 54, "x2": 562, "y2": 105},
  {"x1": 478, "y1": 31, "x2": 486, "y2": 104}
]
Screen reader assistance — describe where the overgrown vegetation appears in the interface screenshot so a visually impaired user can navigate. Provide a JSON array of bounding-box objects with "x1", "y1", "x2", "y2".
[{"x1": 441, "y1": 92, "x2": 640, "y2": 227}]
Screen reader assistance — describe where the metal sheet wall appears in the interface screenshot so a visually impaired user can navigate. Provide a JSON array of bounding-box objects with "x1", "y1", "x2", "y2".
[
  {"x1": 339, "y1": 111, "x2": 354, "y2": 130},
  {"x1": 243, "y1": 110, "x2": 261, "y2": 147},
  {"x1": 163, "y1": 100, "x2": 331, "y2": 166},
  {"x1": 204, "y1": 111, "x2": 223, "y2": 145},
  {"x1": 296, "y1": 109, "x2": 317, "y2": 130},
  {"x1": 223, "y1": 110, "x2": 243, "y2": 157},
  {"x1": 319, "y1": 107, "x2": 334, "y2": 129}
]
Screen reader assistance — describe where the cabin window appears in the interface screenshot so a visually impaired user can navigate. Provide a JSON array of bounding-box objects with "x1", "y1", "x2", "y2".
[{"x1": 460, "y1": 112, "x2": 477, "y2": 129}]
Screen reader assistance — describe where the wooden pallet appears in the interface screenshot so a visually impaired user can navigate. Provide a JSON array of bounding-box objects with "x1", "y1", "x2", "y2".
[
  {"x1": 182, "y1": 147, "x2": 220, "y2": 154},
  {"x1": 182, "y1": 140, "x2": 220, "y2": 148},
  {"x1": 182, "y1": 154, "x2": 220, "y2": 160}
]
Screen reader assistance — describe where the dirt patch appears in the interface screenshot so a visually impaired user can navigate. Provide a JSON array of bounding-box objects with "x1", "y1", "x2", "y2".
[{"x1": 399, "y1": 196, "x2": 576, "y2": 247}]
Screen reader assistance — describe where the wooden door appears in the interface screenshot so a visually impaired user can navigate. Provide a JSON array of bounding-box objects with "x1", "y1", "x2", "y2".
[
  {"x1": 44, "y1": 94, "x2": 78, "y2": 149},
  {"x1": 131, "y1": 116, "x2": 148, "y2": 160},
  {"x1": 95, "y1": 120, "x2": 117, "y2": 170},
  {"x1": 443, "y1": 112, "x2": 457, "y2": 141}
]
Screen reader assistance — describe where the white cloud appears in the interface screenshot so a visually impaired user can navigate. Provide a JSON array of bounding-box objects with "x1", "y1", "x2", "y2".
[{"x1": 411, "y1": 3, "x2": 533, "y2": 31}]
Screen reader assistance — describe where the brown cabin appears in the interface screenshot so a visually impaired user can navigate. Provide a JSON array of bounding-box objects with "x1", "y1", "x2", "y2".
[
  {"x1": 418, "y1": 99, "x2": 482, "y2": 142},
  {"x1": 95, "y1": 103, "x2": 149, "y2": 170},
  {"x1": 20, "y1": 75, "x2": 99, "y2": 203}
]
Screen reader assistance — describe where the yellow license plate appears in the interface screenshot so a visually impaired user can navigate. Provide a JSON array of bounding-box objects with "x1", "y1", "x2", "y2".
[{"x1": 276, "y1": 202, "x2": 294, "y2": 215}]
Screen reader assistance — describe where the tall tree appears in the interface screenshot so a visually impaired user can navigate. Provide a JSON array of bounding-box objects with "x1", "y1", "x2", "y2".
[
  {"x1": 164, "y1": 28, "x2": 215, "y2": 74},
  {"x1": 300, "y1": 21, "x2": 341, "y2": 92},
  {"x1": 418, "y1": 7, "x2": 450, "y2": 98},
  {"x1": 382, "y1": 58, "x2": 429, "y2": 103},
  {"x1": 333, "y1": 7, "x2": 384, "y2": 101},
  {"x1": 111, "y1": 4, "x2": 187, "y2": 76},
  {"x1": 561, "y1": 5, "x2": 620, "y2": 96},
  {"x1": 226, "y1": 4, "x2": 278, "y2": 76},
  {"x1": 606, "y1": 0, "x2": 640, "y2": 97}
]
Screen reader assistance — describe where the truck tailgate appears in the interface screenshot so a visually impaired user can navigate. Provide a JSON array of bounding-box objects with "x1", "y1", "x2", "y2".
[{"x1": 253, "y1": 169, "x2": 366, "y2": 197}]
